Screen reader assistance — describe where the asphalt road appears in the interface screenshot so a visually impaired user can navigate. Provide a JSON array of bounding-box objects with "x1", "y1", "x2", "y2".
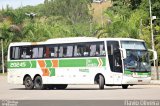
[{"x1": 0, "y1": 76, "x2": 160, "y2": 100}]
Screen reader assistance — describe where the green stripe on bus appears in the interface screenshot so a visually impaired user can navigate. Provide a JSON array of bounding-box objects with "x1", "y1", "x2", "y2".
[
  {"x1": 86, "y1": 59, "x2": 98, "y2": 67},
  {"x1": 31, "y1": 61, "x2": 36, "y2": 68},
  {"x1": 8, "y1": 61, "x2": 36, "y2": 68},
  {"x1": 45, "y1": 60, "x2": 52, "y2": 67},
  {"x1": 7, "y1": 57, "x2": 106, "y2": 69},
  {"x1": 59, "y1": 58, "x2": 106, "y2": 67},
  {"x1": 102, "y1": 58, "x2": 106, "y2": 66},
  {"x1": 49, "y1": 68, "x2": 55, "y2": 76},
  {"x1": 59, "y1": 59, "x2": 86, "y2": 67}
]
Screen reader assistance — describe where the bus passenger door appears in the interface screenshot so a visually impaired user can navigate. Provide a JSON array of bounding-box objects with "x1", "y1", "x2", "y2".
[{"x1": 107, "y1": 41, "x2": 123, "y2": 84}]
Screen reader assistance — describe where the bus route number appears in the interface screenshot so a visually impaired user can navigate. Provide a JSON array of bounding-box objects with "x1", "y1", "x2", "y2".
[{"x1": 10, "y1": 62, "x2": 26, "y2": 68}]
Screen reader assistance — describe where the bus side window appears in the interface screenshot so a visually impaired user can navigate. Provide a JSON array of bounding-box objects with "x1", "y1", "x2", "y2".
[
  {"x1": 21, "y1": 47, "x2": 32, "y2": 59},
  {"x1": 66, "y1": 45, "x2": 73, "y2": 57},
  {"x1": 74, "y1": 45, "x2": 78, "y2": 56},
  {"x1": 75, "y1": 45, "x2": 83, "y2": 57},
  {"x1": 10, "y1": 47, "x2": 21, "y2": 60},
  {"x1": 76, "y1": 43, "x2": 89, "y2": 57},
  {"x1": 38, "y1": 47, "x2": 44, "y2": 58},
  {"x1": 63, "y1": 47, "x2": 67, "y2": 57},
  {"x1": 83, "y1": 44, "x2": 90, "y2": 56},
  {"x1": 32, "y1": 47, "x2": 39, "y2": 58},
  {"x1": 45, "y1": 47, "x2": 50, "y2": 58},
  {"x1": 74, "y1": 42, "x2": 105, "y2": 57},
  {"x1": 100, "y1": 44, "x2": 105, "y2": 56},
  {"x1": 90, "y1": 44, "x2": 96, "y2": 56},
  {"x1": 44, "y1": 45, "x2": 59, "y2": 58},
  {"x1": 90, "y1": 42, "x2": 105, "y2": 57},
  {"x1": 59, "y1": 45, "x2": 73, "y2": 58},
  {"x1": 32, "y1": 46, "x2": 44, "y2": 58},
  {"x1": 59, "y1": 46, "x2": 63, "y2": 57},
  {"x1": 54, "y1": 47, "x2": 58, "y2": 57}
]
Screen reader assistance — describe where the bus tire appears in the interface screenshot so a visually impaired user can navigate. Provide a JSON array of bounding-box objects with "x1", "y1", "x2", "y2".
[
  {"x1": 55, "y1": 84, "x2": 68, "y2": 90},
  {"x1": 24, "y1": 76, "x2": 34, "y2": 90},
  {"x1": 122, "y1": 85, "x2": 129, "y2": 89},
  {"x1": 34, "y1": 76, "x2": 45, "y2": 90},
  {"x1": 98, "y1": 75, "x2": 105, "y2": 90}
]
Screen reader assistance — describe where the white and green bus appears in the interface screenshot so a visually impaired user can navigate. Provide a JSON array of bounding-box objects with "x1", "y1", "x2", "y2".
[{"x1": 7, "y1": 37, "x2": 157, "y2": 90}]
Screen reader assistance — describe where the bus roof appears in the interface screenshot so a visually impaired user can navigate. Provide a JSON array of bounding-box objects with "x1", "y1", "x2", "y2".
[{"x1": 9, "y1": 37, "x2": 144, "y2": 46}]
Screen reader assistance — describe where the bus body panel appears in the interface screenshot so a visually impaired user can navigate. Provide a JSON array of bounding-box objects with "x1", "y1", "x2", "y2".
[
  {"x1": 7, "y1": 37, "x2": 152, "y2": 88},
  {"x1": 8, "y1": 67, "x2": 107, "y2": 85},
  {"x1": 8, "y1": 57, "x2": 108, "y2": 85},
  {"x1": 8, "y1": 68, "x2": 42, "y2": 84}
]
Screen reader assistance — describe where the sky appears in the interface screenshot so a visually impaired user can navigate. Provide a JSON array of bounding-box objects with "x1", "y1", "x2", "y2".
[{"x1": 0, "y1": 0, "x2": 44, "y2": 9}]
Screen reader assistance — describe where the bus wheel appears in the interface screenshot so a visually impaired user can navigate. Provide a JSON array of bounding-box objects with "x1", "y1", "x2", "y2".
[
  {"x1": 55, "y1": 84, "x2": 68, "y2": 90},
  {"x1": 98, "y1": 75, "x2": 105, "y2": 90},
  {"x1": 34, "y1": 76, "x2": 45, "y2": 90},
  {"x1": 122, "y1": 85, "x2": 129, "y2": 89},
  {"x1": 24, "y1": 76, "x2": 34, "y2": 90}
]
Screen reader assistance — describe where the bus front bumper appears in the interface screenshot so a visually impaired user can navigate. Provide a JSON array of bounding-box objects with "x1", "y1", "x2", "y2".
[{"x1": 122, "y1": 76, "x2": 151, "y2": 85}]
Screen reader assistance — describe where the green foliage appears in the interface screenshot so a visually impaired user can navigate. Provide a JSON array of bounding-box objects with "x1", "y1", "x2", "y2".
[
  {"x1": 44, "y1": 0, "x2": 91, "y2": 24},
  {"x1": 103, "y1": 9, "x2": 147, "y2": 38},
  {"x1": 154, "y1": 25, "x2": 160, "y2": 63},
  {"x1": 0, "y1": 0, "x2": 93, "y2": 51},
  {"x1": 106, "y1": 0, "x2": 160, "y2": 64},
  {"x1": 0, "y1": 0, "x2": 160, "y2": 65}
]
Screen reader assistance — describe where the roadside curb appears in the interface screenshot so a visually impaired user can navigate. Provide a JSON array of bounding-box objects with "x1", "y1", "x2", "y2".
[{"x1": 150, "y1": 80, "x2": 160, "y2": 85}]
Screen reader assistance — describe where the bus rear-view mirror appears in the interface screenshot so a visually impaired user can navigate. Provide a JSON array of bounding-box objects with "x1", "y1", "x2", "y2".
[
  {"x1": 148, "y1": 49, "x2": 157, "y2": 61},
  {"x1": 153, "y1": 51, "x2": 157, "y2": 60}
]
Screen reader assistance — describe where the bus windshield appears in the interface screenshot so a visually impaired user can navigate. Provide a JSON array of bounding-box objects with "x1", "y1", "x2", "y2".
[
  {"x1": 121, "y1": 41, "x2": 146, "y2": 50},
  {"x1": 121, "y1": 41, "x2": 150, "y2": 72}
]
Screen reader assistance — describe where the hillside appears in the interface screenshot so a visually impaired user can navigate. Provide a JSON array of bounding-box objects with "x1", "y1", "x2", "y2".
[{"x1": 91, "y1": 1, "x2": 112, "y2": 24}]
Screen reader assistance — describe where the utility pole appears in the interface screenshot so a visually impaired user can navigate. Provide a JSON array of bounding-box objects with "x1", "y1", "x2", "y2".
[
  {"x1": 149, "y1": 0, "x2": 155, "y2": 67},
  {"x1": 1, "y1": 39, "x2": 4, "y2": 74},
  {"x1": 0, "y1": 33, "x2": 4, "y2": 74},
  {"x1": 149, "y1": 0, "x2": 159, "y2": 80}
]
